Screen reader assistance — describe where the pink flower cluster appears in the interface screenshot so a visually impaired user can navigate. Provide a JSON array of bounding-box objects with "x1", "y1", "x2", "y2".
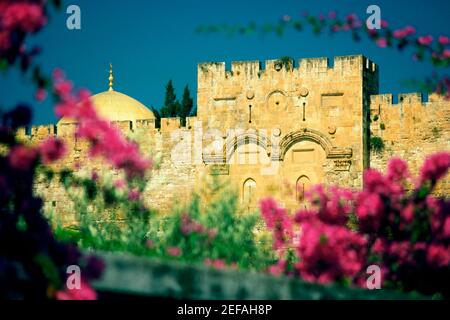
[
  {"x1": 52, "y1": 70, "x2": 151, "y2": 179},
  {"x1": 392, "y1": 26, "x2": 416, "y2": 39},
  {"x1": 260, "y1": 152, "x2": 450, "y2": 293},
  {"x1": 203, "y1": 258, "x2": 238, "y2": 270},
  {"x1": 55, "y1": 280, "x2": 97, "y2": 300},
  {"x1": 419, "y1": 152, "x2": 450, "y2": 185},
  {"x1": 180, "y1": 213, "x2": 217, "y2": 239},
  {"x1": 294, "y1": 216, "x2": 367, "y2": 284},
  {"x1": 260, "y1": 198, "x2": 293, "y2": 251},
  {"x1": 7, "y1": 137, "x2": 66, "y2": 171},
  {"x1": 0, "y1": 0, "x2": 47, "y2": 51}
]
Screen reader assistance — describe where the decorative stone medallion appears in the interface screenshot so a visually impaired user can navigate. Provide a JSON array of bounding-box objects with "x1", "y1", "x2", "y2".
[
  {"x1": 273, "y1": 128, "x2": 281, "y2": 137},
  {"x1": 328, "y1": 125, "x2": 337, "y2": 135},
  {"x1": 299, "y1": 87, "x2": 309, "y2": 97}
]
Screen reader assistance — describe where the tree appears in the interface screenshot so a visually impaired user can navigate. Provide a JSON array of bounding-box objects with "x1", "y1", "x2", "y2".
[
  {"x1": 180, "y1": 85, "x2": 194, "y2": 125},
  {"x1": 161, "y1": 80, "x2": 179, "y2": 117}
]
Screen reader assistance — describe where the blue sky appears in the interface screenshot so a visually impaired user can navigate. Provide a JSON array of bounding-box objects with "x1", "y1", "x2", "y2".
[{"x1": 1, "y1": 0, "x2": 449, "y2": 124}]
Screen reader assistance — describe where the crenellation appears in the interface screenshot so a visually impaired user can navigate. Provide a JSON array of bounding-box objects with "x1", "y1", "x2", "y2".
[
  {"x1": 113, "y1": 120, "x2": 133, "y2": 132},
  {"x1": 16, "y1": 127, "x2": 29, "y2": 139},
  {"x1": 298, "y1": 57, "x2": 329, "y2": 75},
  {"x1": 56, "y1": 122, "x2": 77, "y2": 137},
  {"x1": 161, "y1": 117, "x2": 182, "y2": 132},
  {"x1": 370, "y1": 93, "x2": 393, "y2": 107},
  {"x1": 29, "y1": 124, "x2": 56, "y2": 142},
  {"x1": 231, "y1": 61, "x2": 260, "y2": 79},
  {"x1": 135, "y1": 119, "x2": 156, "y2": 130},
  {"x1": 370, "y1": 92, "x2": 433, "y2": 110},
  {"x1": 398, "y1": 92, "x2": 424, "y2": 105}
]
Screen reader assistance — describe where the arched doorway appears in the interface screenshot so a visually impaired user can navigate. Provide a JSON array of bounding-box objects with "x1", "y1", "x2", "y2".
[
  {"x1": 296, "y1": 175, "x2": 311, "y2": 203},
  {"x1": 281, "y1": 139, "x2": 326, "y2": 210},
  {"x1": 243, "y1": 178, "x2": 257, "y2": 204}
]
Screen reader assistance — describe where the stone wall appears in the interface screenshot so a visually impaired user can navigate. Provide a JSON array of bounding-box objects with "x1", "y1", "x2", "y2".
[
  {"x1": 16, "y1": 55, "x2": 450, "y2": 222},
  {"x1": 93, "y1": 251, "x2": 425, "y2": 299},
  {"x1": 369, "y1": 93, "x2": 450, "y2": 195},
  {"x1": 196, "y1": 55, "x2": 378, "y2": 209}
]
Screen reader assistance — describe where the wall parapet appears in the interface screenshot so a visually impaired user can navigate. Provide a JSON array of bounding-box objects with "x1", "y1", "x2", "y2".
[{"x1": 198, "y1": 55, "x2": 377, "y2": 81}]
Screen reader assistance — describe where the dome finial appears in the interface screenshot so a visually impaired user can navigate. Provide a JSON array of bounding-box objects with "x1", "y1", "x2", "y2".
[{"x1": 109, "y1": 63, "x2": 114, "y2": 91}]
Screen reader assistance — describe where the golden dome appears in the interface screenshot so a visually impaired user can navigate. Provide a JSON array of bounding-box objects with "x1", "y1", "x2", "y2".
[{"x1": 58, "y1": 64, "x2": 155, "y2": 125}]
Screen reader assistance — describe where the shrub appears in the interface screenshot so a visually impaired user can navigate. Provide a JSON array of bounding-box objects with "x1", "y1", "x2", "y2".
[
  {"x1": 261, "y1": 152, "x2": 450, "y2": 298},
  {"x1": 56, "y1": 176, "x2": 275, "y2": 271},
  {"x1": 370, "y1": 136, "x2": 385, "y2": 153}
]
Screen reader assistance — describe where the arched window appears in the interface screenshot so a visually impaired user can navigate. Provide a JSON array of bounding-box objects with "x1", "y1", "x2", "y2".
[
  {"x1": 296, "y1": 175, "x2": 310, "y2": 203},
  {"x1": 243, "y1": 178, "x2": 256, "y2": 204}
]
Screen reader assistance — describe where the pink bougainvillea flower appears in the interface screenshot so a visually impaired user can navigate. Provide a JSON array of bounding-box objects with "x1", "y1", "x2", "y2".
[
  {"x1": 418, "y1": 35, "x2": 433, "y2": 45},
  {"x1": 167, "y1": 247, "x2": 181, "y2": 257},
  {"x1": 438, "y1": 35, "x2": 450, "y2": 45},
  {"x1": 2, "y1": 2, "x2": 47, "y2": 33},
  {"x1": 207, "y1": 228, "x2": 218, "y2": 239},
  {"x1": 404, "y1": 25, "x2": 416, "y2": 35},
  {"x1": 204, "y1": 259, "x2": 226, "y2": 269},
  {"x1": 442, "y1": 217, "x2": 450, "y2": 239},
  {"x1": 0, "y1": 30, "x2": 11, "y2": 51},
  {"x1": 114, "y1": 179, "x2": 125, "y2": 189},
  {"x1": 55, "y1": 280, "x2": 97, "y2": 300},
  {"x1": 34, "y1": 88, "x2": 47, "y2": 102},
  {"x1": 268, "y1": 260, "x2": 287, "y2": 276},
  {"x1": 332, "y1": 25, "x2": 341, "y2": 33},
  {"x1": 393, "y1": 26, "x2": 416, "y2": 39},
  {"x1": 260, "y1": 198, "x2": 293, "y2": 250},
  {"x1": 91, "y1": 171, "x2": 99, "y2": 181},
  {"x1": 389, "y1": 241, "x2": 413, "y2": 265},
  {"x1": 441, "y1": 49, "x2": 450, "y2": 59},
  {"x1": 295, "y1": 220, "x2": 366, "y2": 284},
  {"x1": 419, "y1": 152, "x2": 450, "y2": 184},
  {"x1": 8, "y1": 145, "x2": 38, "y2": 171},
  {"x1": 393, "y1": 29, "x2": 407, "y2": 39},
  {"x1": 371, "y1": 238, "x2": 387, "y2": 255},
  {"x1": 376, "y1": 37, "x2": 388, "y2": 48},
  {"x1": 146, "y1": 239, "x2": 154, "y2": 249},
  {"x1": 128, "y1": 189, "x2": 140, "y2": 201},
  {"x1": 363, "y1": 169, "x2": 390, "y2": 194},
  {"x1": 39, "y1": 137, "x2": 66, "y2": 165},
  {"x1": 387, "y1": 157, "x2": 409, "y2": 183},
  {"x1": 426, "y1": 244, "x2": 450, "y2": 268},
  {"x1": 355, "y1": 192, "x2": 384, "y2": 231},
  {"x1": 400, "y1": 203, "x2": 415, "y2": 224}
]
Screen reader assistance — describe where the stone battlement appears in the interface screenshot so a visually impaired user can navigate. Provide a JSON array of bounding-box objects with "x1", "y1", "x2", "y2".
[
  {"x1": 17, "y1": 116, "x2": 201, "y2": 142},
  {"x1": 198, "y1": 55, "x2": 377, "y2": 83},
  {"x1": 370, "y1": 92, "x2": 449, "y2": 108}
]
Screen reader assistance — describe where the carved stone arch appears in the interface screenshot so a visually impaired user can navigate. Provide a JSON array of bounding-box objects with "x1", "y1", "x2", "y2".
[
  {"x1": 242, "y1": 177, "x2": 257, "y2": 204},
  {"x1": 266, "y1": 89, "x2": 287, "y2": 101},
  {"x1": 225, "y1": 130, "x2": 271, "y2": 162},
  {"x1": 296, "y1": 175, "x2": 311, "y2": 203},
  {"x1": 278, "y1": 128, "x2": 352, "y2": 161},
  {"x1": 266, "y1": 90, "x2": 288, "y2": 110}
]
